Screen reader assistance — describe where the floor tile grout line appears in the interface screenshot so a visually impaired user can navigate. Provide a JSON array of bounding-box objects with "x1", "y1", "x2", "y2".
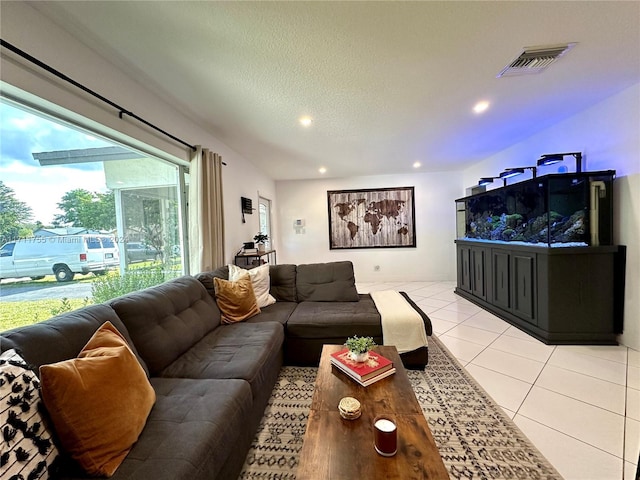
[
  {"x1": 545, "y1": 360, "x2": 633, "y2": 390},
  {"x1": 554, "y1": 345, "x2": 630, "y2": 366},
  {"x1": 545, "y1": 359, "x2": 628, "y2": 388},
  {"x1": 515, "y1": 411, "x2": 629, "y2": 462}
]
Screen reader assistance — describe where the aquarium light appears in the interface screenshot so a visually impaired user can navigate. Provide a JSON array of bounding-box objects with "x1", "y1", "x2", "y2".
[
  {"x1": 499, "y1": 166, "x2": 537, "y2": 181},
  {"x1": 478, "y1": 177, "x2": 496, "y2": 186},
  {"x1": 537, "y1": 152, "x2": 582, "y2": 173},
  {"x1": 499, "y1": 168, "x2": 525, "y2": 179},
  {"x1": 537, "y1": 154, "x2": 563, "y2": 166}
]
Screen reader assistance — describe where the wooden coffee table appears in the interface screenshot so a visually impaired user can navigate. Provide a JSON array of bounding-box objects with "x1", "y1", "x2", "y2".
[{"x1": 296, "y1": 345, "x2": 449, "y2": 479}]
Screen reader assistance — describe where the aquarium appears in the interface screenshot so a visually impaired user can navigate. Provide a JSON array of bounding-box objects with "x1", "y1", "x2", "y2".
[{"x1": 455, "y1": 171, "x2": 615, "y2": 247}]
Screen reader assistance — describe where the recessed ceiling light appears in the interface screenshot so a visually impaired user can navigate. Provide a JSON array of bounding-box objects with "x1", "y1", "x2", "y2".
[
  {"x1": 299, "y1": 116, "x2": 313, "y2": 127},
  {"x1": 413, "y1": 161, "x2": 421, "y2": 168},
  {"x1": 318, "y1": 167, "x2": 327, "y2": 174},
  {"x1": 473, "y1": 101, "x2": 490, "y2": 114}
]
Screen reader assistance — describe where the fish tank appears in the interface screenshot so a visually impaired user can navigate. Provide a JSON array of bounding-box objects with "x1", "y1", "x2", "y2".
[{"x1": 456, "y1": 171, "x2": 615, "y2": 247}]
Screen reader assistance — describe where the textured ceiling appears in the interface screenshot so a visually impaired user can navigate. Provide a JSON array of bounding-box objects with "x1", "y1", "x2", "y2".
[{"x1": 29, "y1": 1, "x2": 640, "y2": 180}]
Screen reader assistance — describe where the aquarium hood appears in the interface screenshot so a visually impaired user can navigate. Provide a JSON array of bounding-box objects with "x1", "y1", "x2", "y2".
[
  {"x1": 537, "y1": 152, "x2": 583, "y2": 173},
  {"x1": 479, "y1": 152, "x2": 584, "y2": 187}
]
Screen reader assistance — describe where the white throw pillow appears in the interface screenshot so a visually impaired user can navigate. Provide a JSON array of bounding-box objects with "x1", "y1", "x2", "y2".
[{"x1": 229, "y1": 264, "x2": 276, "y2": 308}]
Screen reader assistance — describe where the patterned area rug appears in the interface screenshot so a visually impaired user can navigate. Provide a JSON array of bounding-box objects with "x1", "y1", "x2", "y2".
[{"x1": 239, "y1": 335, "x2": 563, "y2": 479}]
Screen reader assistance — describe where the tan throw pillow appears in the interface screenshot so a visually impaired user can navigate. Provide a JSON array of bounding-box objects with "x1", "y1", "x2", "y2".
[
  {"x1": 39, "y1": 321, "x2": 156, "y2": 477},
  {"x1": 214, "y1": 274, "x2": 261, "y2": 324},
  {"x1": 229, "y1": 264, "x2": 276, "y2": 308}
]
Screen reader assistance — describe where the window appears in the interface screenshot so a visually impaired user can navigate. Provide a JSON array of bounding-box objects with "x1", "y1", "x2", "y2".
[
  {"x1": 0, "y1": 99, "x2": 188, "y2": 330},
  {"x1": 259, "y1": 196, "x2": 272, "y2": 249}
]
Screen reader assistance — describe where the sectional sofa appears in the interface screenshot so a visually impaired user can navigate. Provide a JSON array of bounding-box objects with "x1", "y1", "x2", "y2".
[
  {"x1": 197, "y1": 261, "x2": 432, "y2": 367},
  {"x1": 0, "y1": 261, "x2": 432, "y2": 480}
]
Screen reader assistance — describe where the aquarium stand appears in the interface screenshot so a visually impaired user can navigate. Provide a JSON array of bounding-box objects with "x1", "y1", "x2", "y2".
[{"x1": 455, "y1": 240, "x2": 624, "y2": 345}]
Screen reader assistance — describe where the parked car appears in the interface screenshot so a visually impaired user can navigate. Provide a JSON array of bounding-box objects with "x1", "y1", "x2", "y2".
[
  {"x1": 0, "y1": 234, "x2": 119, "y2": 282},
  {"x1": 125, "y1": 242, "x2": 161, "y2": 263}
]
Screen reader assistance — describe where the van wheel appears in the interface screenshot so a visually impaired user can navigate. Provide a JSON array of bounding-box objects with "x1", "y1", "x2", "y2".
[{"x1": 54, "y1": 266, "x2": 75, "y2": 282}]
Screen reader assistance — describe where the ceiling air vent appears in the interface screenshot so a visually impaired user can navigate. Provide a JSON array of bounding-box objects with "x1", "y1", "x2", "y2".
[{"x1": 497, "y1": 43, "x2": 577, "y2": 78}]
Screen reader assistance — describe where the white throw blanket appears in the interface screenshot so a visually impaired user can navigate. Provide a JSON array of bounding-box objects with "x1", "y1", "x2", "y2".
[{"x1": 370, "y1": 290, "x2": 428, "y2": 354}]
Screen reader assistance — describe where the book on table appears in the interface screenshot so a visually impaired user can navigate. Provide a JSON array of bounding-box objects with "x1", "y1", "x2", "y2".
[
  {"x1": 330, "y1": 349, "x2": 395, "y2": 385},
  {"x1": 333, "y1": 363, "x2": 397, "y2": 387}
]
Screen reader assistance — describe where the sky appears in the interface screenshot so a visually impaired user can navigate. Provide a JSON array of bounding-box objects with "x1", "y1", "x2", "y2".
[{"x1": 0, "y1": 101, "x2": 113, "y2": 225}]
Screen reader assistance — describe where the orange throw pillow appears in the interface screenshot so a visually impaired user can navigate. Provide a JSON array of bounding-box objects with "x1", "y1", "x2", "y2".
[
  {"x1": 40, "y1": 321, "x2": 156, "y2": 477},
  {"x1": 214, "y1": 274, "x2": 261, "y2": 323}
]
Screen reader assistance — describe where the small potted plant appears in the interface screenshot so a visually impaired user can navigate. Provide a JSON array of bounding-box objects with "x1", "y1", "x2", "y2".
[
  {"x1": 253, "y1": 232, "x2": 268, "y2": 252},
  {"x1": 345, "y1": 335, "x2": 376, "y2": 362}
]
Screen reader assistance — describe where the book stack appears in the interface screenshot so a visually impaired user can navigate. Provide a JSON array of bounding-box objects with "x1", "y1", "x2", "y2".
[{"x1": 330, "y1": 349, "x2": 395, "y2": 387}]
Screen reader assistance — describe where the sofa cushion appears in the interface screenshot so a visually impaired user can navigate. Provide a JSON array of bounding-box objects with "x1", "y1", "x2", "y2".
[
  {"x1": 229, "y1": 264, "x2": 276, "y2": 308},
  {"x1": 296, "y1": 261, "x2": 359, "y2": 302},
  {"x1": 286, "y1": 295, "x2": 382, "y2": 339},
  {"x1": 159, "y1": 322, "x2": 284, "y2": 401},
  {"x1": 244, "y1": 301, "x2": 298, "y2": 326},
  {"x1": 53, "y1": 377, "x2": 253, "y2": 480},
  {"x1": 0, "y1": 304, "x2": 148, "y2": 377},
  {"x1": 40, "y1": 322, "x2": 155, "y2": 477},
  {"x1": 214, "y1": 275, "x2": 261, "y2": 324},
  {"x1": 194, "y1": 266, "x2": 229, "y2": 300},
  {"x1": 0, "y1": 350, "x2": 59, "y2": 480},
  {"x1": 109, "y1": 276, "x2": 220, "y2": 376},
  {"x1": 268, "y1": 264, "x2": 297, "y2": 302}
]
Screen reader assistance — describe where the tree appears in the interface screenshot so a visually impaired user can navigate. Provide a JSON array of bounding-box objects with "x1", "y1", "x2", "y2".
[
  {"x1": 54, "y1": 189, "x2": 116, "y2": 231},
  {"x1": 0, "y1": 181, "x2": 33, "y2": 243}
]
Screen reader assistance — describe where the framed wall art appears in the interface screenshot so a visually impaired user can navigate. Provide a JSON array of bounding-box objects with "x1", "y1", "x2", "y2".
[{"x1": 327, "y1": 186, "x2": 416, "y2": 249}]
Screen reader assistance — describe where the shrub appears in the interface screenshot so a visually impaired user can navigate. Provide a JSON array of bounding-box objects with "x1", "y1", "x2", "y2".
[{"x1": 91, "y1": 265, "x2": 170, "y2": 303}]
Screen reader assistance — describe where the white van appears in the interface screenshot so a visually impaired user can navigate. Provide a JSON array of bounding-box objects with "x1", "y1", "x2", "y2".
[{"x1": 0, "y1": 234, "x2": 120, "y2": 282}]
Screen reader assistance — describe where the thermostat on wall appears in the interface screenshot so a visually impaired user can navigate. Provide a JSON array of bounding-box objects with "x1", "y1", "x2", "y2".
[{"x1": 294, "y1": 219, "x2": 305, "y2": 234}]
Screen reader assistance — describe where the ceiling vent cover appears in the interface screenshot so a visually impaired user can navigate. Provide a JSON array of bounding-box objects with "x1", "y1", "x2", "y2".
[{"x1": 497, "y1": 43, "x2": 577, "y2": 77}]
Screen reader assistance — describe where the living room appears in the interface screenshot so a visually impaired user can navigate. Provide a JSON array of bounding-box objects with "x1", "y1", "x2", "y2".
[{"x1": 1, "y1": 2, "x2": 638, "y2": 479}]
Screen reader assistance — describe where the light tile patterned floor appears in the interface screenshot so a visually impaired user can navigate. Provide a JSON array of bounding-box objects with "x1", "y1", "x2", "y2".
[{"x1": 357, "y1": 281, "x2": 639, "y2": 480}]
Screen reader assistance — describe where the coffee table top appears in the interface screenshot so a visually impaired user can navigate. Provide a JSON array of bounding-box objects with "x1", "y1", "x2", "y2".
[{"x1": 296, "y1": 345, "x2": 449, "y2": 479}]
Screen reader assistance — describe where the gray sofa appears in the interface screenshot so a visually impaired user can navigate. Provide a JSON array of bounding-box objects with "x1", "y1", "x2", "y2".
[
  {"x1": 0, "y1": 276, "x2": 283, "y2": 480},
  {"x1": 196, "y1": 260, "x2": 433, "y2": 368},
  {"x1": 0, "y1": 260, "x2": 431, "y2": 480}
]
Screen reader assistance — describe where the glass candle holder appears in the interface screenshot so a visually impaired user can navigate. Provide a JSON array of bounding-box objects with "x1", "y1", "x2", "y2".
[{"x1": 373, "y1": 416, "x2": 397, "y2": 456}]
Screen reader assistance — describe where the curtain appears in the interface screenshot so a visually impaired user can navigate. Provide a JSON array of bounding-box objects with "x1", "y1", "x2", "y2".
[{"x1": 188, "y1": 146, "x2": 225, "y2": 274}]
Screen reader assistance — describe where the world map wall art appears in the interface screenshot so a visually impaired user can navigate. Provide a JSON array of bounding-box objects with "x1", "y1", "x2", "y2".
[{"x1": 327, "y1": 186, "x2": 416, "y2": 249}]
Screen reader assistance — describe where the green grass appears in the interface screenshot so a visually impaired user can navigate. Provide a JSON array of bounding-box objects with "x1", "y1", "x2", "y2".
[
  {"x1": 0, "y1": 259, "x2": 183, "y2": 332},
  {"x1": 0, "y1": 298, "x2": 93, "y2": 331}
]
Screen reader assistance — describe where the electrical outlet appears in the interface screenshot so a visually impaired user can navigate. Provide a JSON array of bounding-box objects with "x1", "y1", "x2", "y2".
[{"x1": 374, "y1": 265, "x2": 380, "y2": 271}]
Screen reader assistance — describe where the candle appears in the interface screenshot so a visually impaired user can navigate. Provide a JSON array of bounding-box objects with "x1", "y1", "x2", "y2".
[{"x1": 373, "y1": 417, "x2": 397, "y2": 456}]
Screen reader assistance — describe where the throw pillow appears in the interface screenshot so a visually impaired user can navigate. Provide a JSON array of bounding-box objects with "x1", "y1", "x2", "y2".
[
  {"x1": 214, "y1": 275, "x2": 261, "y2": 324},
  {"x1": 229, "y1": 264, "x2": 276, "y2": 308},
  {"x1": 0, "y1": 349, "x2": 59, "y2": 480},
  {"x1": 39, "y1": 321, "x2": 156, "y2": 477}
]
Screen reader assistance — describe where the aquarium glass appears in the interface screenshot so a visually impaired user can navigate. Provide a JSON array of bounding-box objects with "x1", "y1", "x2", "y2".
[{"x1": 457, "y1": 171, "x2": 615, "y2": 247}]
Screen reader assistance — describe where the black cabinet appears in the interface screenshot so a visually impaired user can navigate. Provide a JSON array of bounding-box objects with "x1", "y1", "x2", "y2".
[
  {"x1": 471, "y1": 247, "x2": 488, "y2": 300},
  {"x1": 511, "y1": 252, "x2": 536, "y2": 324},
  {"x1": 455, "y1": 240, "x2": 622, "y2": 345},
  {"x1": 457, "y1": 244, "x2": 471, "y2": 293},
  {"x1": 490, "y1": 250, "x2": 510, "y2": 311}
]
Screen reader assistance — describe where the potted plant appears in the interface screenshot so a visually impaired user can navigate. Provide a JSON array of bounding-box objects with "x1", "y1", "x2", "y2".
[
  {"x1": 345, "y1": 335, "x2": 376, "y2": 362},
  {"x1": 254, "y1": 232, "x2": 269, "y2": 252}
]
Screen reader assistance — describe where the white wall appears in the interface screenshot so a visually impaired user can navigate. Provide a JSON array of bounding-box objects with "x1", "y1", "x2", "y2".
[
  {"x1": 0, "y1": 1, "x2": 276, "y2": 266},
  {"x1": 276, "y1": 172, "x2": 462, "y2": 283},
  {"x1": 461, "y1": 84, "x2": 640, "y2": 350}
]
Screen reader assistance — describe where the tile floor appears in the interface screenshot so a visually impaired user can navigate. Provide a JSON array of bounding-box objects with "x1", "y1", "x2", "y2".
[{"x1": 357, "y1": 280, "x2": 639, "y2": 480}]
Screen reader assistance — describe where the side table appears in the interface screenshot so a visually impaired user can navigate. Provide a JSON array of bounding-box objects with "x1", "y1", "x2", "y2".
[{"x1": 234, "y1": 249, "x2": 276, "y2": 267}]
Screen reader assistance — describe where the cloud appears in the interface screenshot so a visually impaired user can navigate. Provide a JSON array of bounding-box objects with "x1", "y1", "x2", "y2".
[{"x1": 0, "y1": 102, "x2": 115, "y2": 223}]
